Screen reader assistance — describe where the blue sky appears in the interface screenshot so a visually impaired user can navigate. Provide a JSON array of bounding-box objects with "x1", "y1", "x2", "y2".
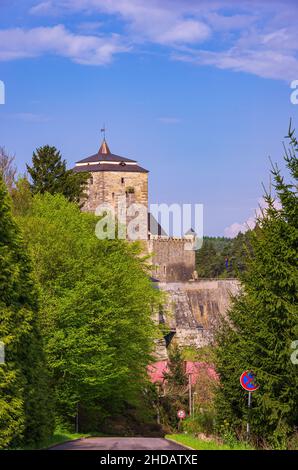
[{"x1": 0, "y1": 0, "x2": 298, "y2": 236}]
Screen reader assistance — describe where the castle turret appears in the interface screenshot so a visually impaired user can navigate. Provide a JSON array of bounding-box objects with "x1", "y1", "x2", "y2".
[
  {"x1": 74, "y1": 134, "x2": 196, "y2": 281},
  {"x1": 74, "y1": 138, "x2": 149, "y2": 217}
]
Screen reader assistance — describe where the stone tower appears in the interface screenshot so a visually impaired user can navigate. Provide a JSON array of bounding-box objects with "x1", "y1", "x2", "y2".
[
  {"x1": 74, "y1": 138, "x2": 149, "y2": 218},
  {"x1": 74, "y1": 135, "x2": 196, "y2": 281}
]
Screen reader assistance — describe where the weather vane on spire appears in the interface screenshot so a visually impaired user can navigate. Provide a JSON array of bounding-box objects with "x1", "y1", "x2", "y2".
[{"x1": 100, "y1": 124, "x2": 106, "y2": 140}]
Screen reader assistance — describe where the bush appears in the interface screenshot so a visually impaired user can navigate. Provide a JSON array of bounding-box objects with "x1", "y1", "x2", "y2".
[
  {"x1": 287, "y1": 430, "x2": 298, "y2": 450},
  {"x1": 182, "y1": 409, "x2": 215, "y2": 436}
]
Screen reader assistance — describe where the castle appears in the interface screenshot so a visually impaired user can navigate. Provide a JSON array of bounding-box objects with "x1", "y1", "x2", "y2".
[
  {"x1": 74, "y1": 135, "x2": 239, "y2": 355},
  {"x1": 74, "y1": 137, "x2": 196, "y2": 282}
]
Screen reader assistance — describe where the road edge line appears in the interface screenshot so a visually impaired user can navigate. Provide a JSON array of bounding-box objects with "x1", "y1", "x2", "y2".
[
  {"x1": 47, "y1": 437, "x2": 86, "y2": 450},
  {"x1": 165, "y1": 437, "x2": 195, "y2": 450}
]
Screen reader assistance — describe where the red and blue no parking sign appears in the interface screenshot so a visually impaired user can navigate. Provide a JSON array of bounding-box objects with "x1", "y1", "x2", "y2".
[{"x1": 240, "y1": 370, "x2": 259, "y2": 392}]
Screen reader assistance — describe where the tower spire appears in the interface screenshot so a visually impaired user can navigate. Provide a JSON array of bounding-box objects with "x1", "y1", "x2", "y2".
[{"x1": 98, "y1": 124, "x2": 111, "y2": 154}]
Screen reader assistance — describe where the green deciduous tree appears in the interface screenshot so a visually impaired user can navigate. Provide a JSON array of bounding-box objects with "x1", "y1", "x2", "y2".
[
  {"x1": 26, "y1": 145, "x2": 89, "y2": 204},
  {"x1": 0, "y1": 176, "x2": 53, "y2": 448},
  {"x1": 11, "y1": 176, "x2": 33, "y2": 217},
  {"x1": 18, "y1": 193, "x2": 161, "y2": 430},
  {"x1": 214, "y1": 124, "x2": 298, "y2": 449},
  {"x1": 0, "y1": 146, "x2": 16, "y2": 192}
]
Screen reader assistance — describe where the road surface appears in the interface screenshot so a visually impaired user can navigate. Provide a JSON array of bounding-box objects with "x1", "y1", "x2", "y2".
[{"x1": 51, "y1": 437, "x2": 188, "y2": 450}]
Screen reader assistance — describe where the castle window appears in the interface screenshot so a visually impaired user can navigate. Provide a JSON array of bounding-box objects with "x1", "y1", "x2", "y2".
[
  {"x1": 89, "y1": 176, "x2": 93, "y2": 185},
  {"x1": 112, "y1": 192, "x2": 115, "y2": 200},
  {"x1": 121, "y1": 177, "x2": 125, "y2": 184},
  {"x1": 163, "y1": 265, "x2": 167, "y2": 274}
]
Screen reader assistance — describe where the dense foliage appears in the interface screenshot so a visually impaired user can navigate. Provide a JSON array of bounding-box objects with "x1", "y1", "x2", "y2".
[
  {"x1": 0, "y1": 177, "x2": 53, "y2": 448},
  {"x1": 196, "y1": 233, "x2": 249, "y2": 278},
  {"x1": 17, "y1": 193, "x2": 161, "y2": 431},
  {"x1": 158, "y1": 345, "x2": 189, "y2": 431},
  {"x1": 26, "y1": 145, "x2": 89, "y2": 204},
  {"x1": 214, "y1": 125, "x2": 298, "y2": 448}
]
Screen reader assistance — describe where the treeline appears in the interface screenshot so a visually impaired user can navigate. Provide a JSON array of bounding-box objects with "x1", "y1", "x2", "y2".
[
  {"x1": 214, "y1": 125, "x2": 298, "y2": 448},
  {"x1": 188, "y1": 124, "x2": 297, "y2": 449},
  {"x1": 0, "y1": 146, "x2": 161, "y2": 448},
  {"x1": 196, "y1": 233, "x2": 250, "y2": 278}
]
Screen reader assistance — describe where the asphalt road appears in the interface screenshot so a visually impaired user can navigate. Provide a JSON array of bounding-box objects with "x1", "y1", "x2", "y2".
[{"x1": 51, "y1": 437, "x2": 188, "y2": 450}]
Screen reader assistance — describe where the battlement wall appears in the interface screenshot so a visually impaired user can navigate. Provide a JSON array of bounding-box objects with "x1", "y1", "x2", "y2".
[{"x1": 147, "y1": 237, "x2": 196, "y2": 282}]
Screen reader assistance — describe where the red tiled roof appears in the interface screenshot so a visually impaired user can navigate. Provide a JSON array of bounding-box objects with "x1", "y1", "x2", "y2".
[{"x1": 147, "y1": 360, "x2": 218, "y2": 385}]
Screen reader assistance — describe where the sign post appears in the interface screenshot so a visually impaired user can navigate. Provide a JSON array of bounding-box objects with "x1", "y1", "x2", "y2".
[
  {"x1": 240, "y1": 371, "x2": 259, "y2": 441},
  {"x1": 177, "y1": 409, "x2": 186, "y2": 431},
  {"x1": 188, "y1": 373, "x2": 192, "y2": 417}
]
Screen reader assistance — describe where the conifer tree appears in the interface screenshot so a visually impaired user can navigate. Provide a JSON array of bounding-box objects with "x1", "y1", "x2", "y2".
[
  {"x1": 159, "y1": 345, "x2": 189, "y2": 429},
  {"x1": 26, "y1": 145, "x2": 89, "y2": 203},
  {"x1": 0, "y1": 176, "x2": 53, "y2": 448},
  {"x1": 214, "y1": 124, "x2": 298, "y2": 449},
  {"x1": 163, "y1": 345, "x2": 188, "y2": 387}
]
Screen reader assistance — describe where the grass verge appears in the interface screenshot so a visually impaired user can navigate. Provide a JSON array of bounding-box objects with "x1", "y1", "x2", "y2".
[
  {"x1": 43, "y1": 429, "x2": 91, "y2": 449},
  {"x1": 166, "y1": 434, "x2": 254, "y2": 450}
]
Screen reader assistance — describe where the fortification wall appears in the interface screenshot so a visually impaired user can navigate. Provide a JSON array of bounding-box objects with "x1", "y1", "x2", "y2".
[
  {"x1": 147, "y1": 238, "x2": 196, "y2": 282},
  {"x1": 158, "y1": 279, "x2": 241, "y2": 351}
]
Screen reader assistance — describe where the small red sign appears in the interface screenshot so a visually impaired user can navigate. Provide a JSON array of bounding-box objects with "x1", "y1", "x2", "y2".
[
  {"x1": 240, "y1": 370, "x2": 259, "y2": 392},
  {"x1": 177, "y1": 409, "x2": 186, "y2": 419}
]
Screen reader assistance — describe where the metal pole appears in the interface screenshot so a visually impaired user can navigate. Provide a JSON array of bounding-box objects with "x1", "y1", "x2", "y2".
[
  {"x1": 188, "y1": 374, "x2": 192, "y2": 417},
  {"x1": 156, "y1": 384, "x2": 160, "y2": 425},
  {"x1": 193, "y1": 392, "x2": 197, "y2": 416},
  {"x1": 246, "y1": 392, "x2": 252, "y2": 440},
  {"x1": 75, "y1": 402, "x2": 79, "y2": 433}
]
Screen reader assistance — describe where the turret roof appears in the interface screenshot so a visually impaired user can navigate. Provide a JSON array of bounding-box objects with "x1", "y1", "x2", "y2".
[{"x1": 74, "y1": 138, "x2": 148, "y2": 173}]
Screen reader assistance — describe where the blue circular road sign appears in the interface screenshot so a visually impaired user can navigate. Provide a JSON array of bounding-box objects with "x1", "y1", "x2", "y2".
[{"x1": 240, "y1": 370, "x2": 259, "y2": 392}]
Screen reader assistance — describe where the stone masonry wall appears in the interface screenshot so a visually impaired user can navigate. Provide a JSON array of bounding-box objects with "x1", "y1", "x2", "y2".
[
  {"x1": 158, "y1": 279, "x2": 241, "y2": 352},
  {"x1": 81, "y1": 171, "x2": 148, "y2": 215},
  {"x1": 147, "y1": 238, "x2": 196, "y2": 282}
]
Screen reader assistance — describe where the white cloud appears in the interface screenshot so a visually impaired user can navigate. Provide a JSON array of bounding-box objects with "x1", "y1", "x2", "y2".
[
  {"x1": 174, "y1": 47, "x2": 298, "y2": 81},
  {"x1": 152, "y1": 20, "x2": 210, "y2": 45},
  {"x1": 224, "y1": 197, "x2": 282, "y2": 238},
  {"x1": 0, "y1": 25, "x2": 128, "y2": 65},
  {"x1": 7, "y1": 0, "x2": 298, "y2": 79},
  {"x1": 30, "y1": 1, "x2": 54, "y2": 15},
  {"x1": 224, "y1": 218, "x2": 256, "y2": 238},
  {"x1": 30, "y1": 1, "x2": 211, "y2": 46}
]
